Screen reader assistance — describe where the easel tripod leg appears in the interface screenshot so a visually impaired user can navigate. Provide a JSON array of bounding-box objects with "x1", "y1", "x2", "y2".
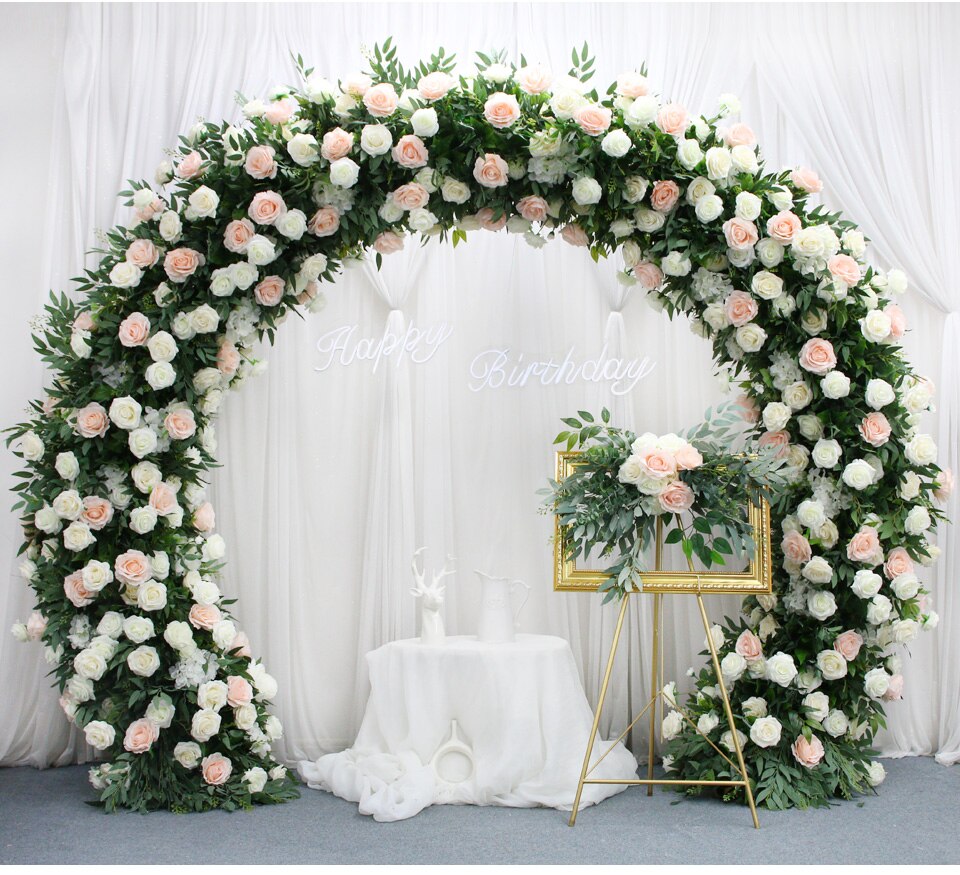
[
  {"x1": 646, "y1": 592, "x2": 661, "y2": 796},
  {"x1": 568, "y1": 593, "x2": 631, "y2": 827}
]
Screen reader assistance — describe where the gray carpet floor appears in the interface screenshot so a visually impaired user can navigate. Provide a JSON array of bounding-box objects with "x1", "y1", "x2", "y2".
[{"x1": 1, "y1": 757, "x2": 957, "y2": 865}]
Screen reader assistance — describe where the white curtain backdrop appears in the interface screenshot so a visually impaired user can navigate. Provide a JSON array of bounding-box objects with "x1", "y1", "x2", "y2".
[{"x1": 1, "y1": 2, "x2": 957, "y2": 769}]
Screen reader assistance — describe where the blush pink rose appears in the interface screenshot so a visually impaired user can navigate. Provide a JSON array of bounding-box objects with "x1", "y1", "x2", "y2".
[
  {"x1": 244, "y1": 145, "x2": 278, "y2": 180},
  {"x1": 561, "y1": 223, "x2": 589, "y2": 247},
  {"x1": 149, "y1": 482, "x2": 178, "y2": 516},
  {"x1": 73, "y1": 311, "x2": 94, "y2": 332},
  {"x1": 135, "y1": 197, "x2": 163, "y2": 223},
  {"x1": 164, "y1": 247, "x2": 204, "y2": 283},
  {"x1": 76, "y1": 403, "x2": 109, "y2": 438},
  {"x1": 650, "y1": 180, "x2": 680, "y2": 213},
  {"x1": 883, "y1": 547, "x2": 915, "y2": 580},
  {"x1": 164, "y1": 408, "x2": 196, "y2": 440},
  {"x1": 418, "y1": 71, "x2": 455, "y2": 101},
  {"x1": 254, "y1": 275, "x2": 285, "y2": 307},
  {"x1": 193, "y1": 501, "x2": 216, "y2": 533},
  {"x1": 734, "y1": 393, "x2": 760, "y2": 424},
  {"x1": 392, "y1": 134, "x2": 429, "y2": 168},
  {"x1": 484, "y1": 92, "x2": 521, "y2": 129},
  {"x1": 297, "y1": 281, "x2": 321, "y2": 306},
  {"x1": 248, "y1": 191, "x2": 287, "y2": 226},
  {"x1": 884, "y1": 303, "x2": 906, "y2": 341},
  {"x1": 675, "y1": 444, "x2": 703, "y2": 470},
  {"x1": 616, "y1": 72, "x2": 649, "y2": 98},
  {"x1": 201, "y1": 752, "x2": 233, "y2": 786},
  {"x1": 226, "y1": 675, "x2": 253, "y2": 707},
  {"x1": 472, "y1": 153, "x2": 509, "y2": 188},
  {"x1": 217, "y1": 342, "x2": 240, "y2": 377},
  {"x1": 363, "y1": 83, "x2": 399, "y2": 118},
  {"x1": 118, "y1": 312, "x2": 151, "y2": 347},
  {"x1": 81, "y1": 496, "x2": 114, "y2": 531},
  {"x1": 124, "y1": 718, "x2": 159, "y2": 754},
  {"x1": 373, "y1": 231, "x2": 404, "y2": 254},
  {"x1": 175, "y1": 151, "x2": 203, "y2": 180},
  {"x1": 724, "y1": 290, "x2": 759, "y2": 327},
  {"x1": 309, "y1": 206, "x2": 340, "y2": 237},
  {"x1": 634, "y1": 262, "x2": 663, "y2": 291},
  {"x1": 882, "y1": 674, "x2": 904, "y2": 701},
  {"x1": 658, "y1": 480, "x2": 695, "y2": 513},
  {"x1": 735, "y1": 629, "x2": 763, "y2": 660},
  {"x1": 115, "y1": 550, "x2": 151, "y2": 586},
  {"x1": 575, "y1": 104, "x2": 612, "y2": 136},
  {"x1": 781, "y1": 530, "x2": 812, "y2": 565},
  {"x1": 724, "y1": 123, "x2": 757, "y2": 147},
  {"x1": 392, "y1": 183, "x2": 430, "y2": 211},
  {"x1": 934, "y1": 468, "x2": 954, "y2": 503},
  {"x1": 834, "y1": 630, "x2": 864, "y2": 662},
  {"x1": 859, "y1": 412, "x2": 892, "y2": 447},
  {"x1": 517, "y1": 64, "x2": 552, "y2": 95},
  {"x1": 476, "y1": 208, "x2": 507, "y2": 232},
  {"x1": 758, "y1": 430, "x2": 790, "y2": 458},
  {"x1": 828, "y1": 254, "x2": 861, "y2": 287},
  {"x1": 791, "y1": 166, "x2": 823, "y2": 194},
  {"x1": 25, "y1": 611, "x2": 47, "y2": 641},
  {"x1": 722, "y1": 217, "x2": 759, "y2": 251},
  {"x1": 189, "y1": 603, "x2": 221, "y2": 631},
  {"x1": 638, "y1": 448, "x2": 677, "y2": 479},
  {"x1": 229, "y1": 630, "x2": 252, "y2": 658},
  {"x1": 223, "y1": 218, "x2": 255, "y2": 253},
  {"x1": 766, "y1": 210, "x2": 802, "y2": 244},
  {"x1": 846, "y1": 526, "x2": 882, "y2": 566},
  {"x1": 656, "y1": 103, "x2": 688, "y2": 136},
  {"x1": 516, "y1": 195, "x2": 549, "y2": 222},
  {"x1": 321, "y1": 127, "x2": 354, "y2": 161},
  {"x1": 126, "y1": 239, "x2": 160, "y2": 269},
  {"x1": 64, "y1": 571, "x2": 93, "y2": 607},
  {"x1": 791, "y1": 734, "x2": 825, "y2": 768},
  {"x1": 264, "y1": 97, "x2": 297, "y2": 126},
  {"x1": 798, "y1": 338, "x2": 837, "y2": 375}
]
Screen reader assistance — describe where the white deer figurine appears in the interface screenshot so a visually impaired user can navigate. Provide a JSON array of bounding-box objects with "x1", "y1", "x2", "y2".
[{"x1": 411, "y1": 548, "x2": 455, "y2": 645}]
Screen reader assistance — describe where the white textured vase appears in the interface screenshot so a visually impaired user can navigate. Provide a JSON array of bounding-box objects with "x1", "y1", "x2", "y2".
[{"x1": 475, "y1": 571, "x2": 530, "y2": 643}]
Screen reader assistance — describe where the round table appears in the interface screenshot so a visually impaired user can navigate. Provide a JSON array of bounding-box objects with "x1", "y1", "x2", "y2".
[{"x1": 298, "y1": 634, "x2": 638, "y2": 821}]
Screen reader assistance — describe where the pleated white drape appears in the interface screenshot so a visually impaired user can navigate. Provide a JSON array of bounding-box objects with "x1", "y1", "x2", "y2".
[{"x1": 1, "y1": 2, "x2": 957, "y2": 769}]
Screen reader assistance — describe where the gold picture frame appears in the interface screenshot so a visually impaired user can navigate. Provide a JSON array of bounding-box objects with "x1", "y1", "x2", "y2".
[{"x1": 552, "y1": 451, "x2": 772, "y2": 594}]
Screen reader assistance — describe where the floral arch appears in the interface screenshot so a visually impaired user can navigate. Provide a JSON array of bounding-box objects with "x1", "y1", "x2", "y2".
[{"x1": 8, "y1": 42, "x2": 949, "y2": 812}]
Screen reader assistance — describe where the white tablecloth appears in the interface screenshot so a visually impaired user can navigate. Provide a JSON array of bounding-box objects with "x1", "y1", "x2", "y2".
[{"x1": 298, "y1": 634, "x2": 638, "y2": 821}]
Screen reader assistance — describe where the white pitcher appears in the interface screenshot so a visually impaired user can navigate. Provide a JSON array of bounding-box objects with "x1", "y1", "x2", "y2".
[{"x1": 474, "y1": 571, "x2": 530, "y2": 643}]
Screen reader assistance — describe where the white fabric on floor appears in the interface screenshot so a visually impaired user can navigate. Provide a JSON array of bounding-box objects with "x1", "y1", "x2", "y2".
[{"x1": 298, "y1": 635, "x2": 638, "y2": 821}]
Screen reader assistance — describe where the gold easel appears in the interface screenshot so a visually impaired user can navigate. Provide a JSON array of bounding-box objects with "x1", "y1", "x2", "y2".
[{"x1": 567, "y1": 519, "x2": 761, "y2": 829}]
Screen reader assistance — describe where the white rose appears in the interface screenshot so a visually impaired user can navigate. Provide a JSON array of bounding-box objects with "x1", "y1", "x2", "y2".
[
  {"x1": 727, "y1": 246, "x2": 755, "y2": 269},
  {"x1": 145, "y1": 362, "x2": 176, "y2": 390},
  {"x1": 408, "y1": 207, "x2": 438, "y2": 233},
  {"x1": 602, "y1": 129, "x2": 633, "y2": 158},
  {"x1": 437, "y1": 177, "x2": 471, "y2": 205},
  {"x1": 621, "y1": 94, "x2": 656, "y2": 128},
  {"x1": 703, "y1": 302, "x2": 727, "y2": 332},
  {"x1": 275, "y1": 209, "x2": 308, "y2": 241},
  {"x1": 109, "y1": 397, "x2": 142, "y2": 431},
  {"x1": 173, "y1": 741, "x2": 202, "y2": 769},
  {"x1": 11, "y1": 622, "x2": 28, "y2": 642},
  {"x1": 903, "y1": 434, "x2": 937, "y2": 466},
  {"x1": 197, "y1": 679, "x2": 229, "y2": 711},
  {"x1": 884, "y1": 268, "x2": 908, "y2": 295},
  {"x1": 860, "y1": 309, "x2": 892, "y2": 343},
  {"x1": 734, "y1": 191, "x2": 762, "y2": 221},
  {"x1": 191, "y1": 708, "x2": 222, "y2": 742},
  {"x1": 34, "y1": 505, "x2": 61, "y2": 534},
  {"x1": 126, "y1": 645, "x2": 160, "y2": 677},
  {"x1": 248, "y1": 661, "x2": 279, "y2": 701},
  {"x1": 851, "y1": 569, "x2": 882, "y2": 599},
  {"x1": 234, "y1": 703, "x2": 258, "y2": 730},
  {"x1": 171, "y1": 312, "x2": 195, "y2": 340},
  {"x1": 697, "y1": 712, "x2": 720, "y2": 735},
  {"x1": 821, "y1": 371, "x2": 851, "y2": 399},
  {"x1": 212, "y1": 619, "x2": 238, "y2": 650},
  {"x1": 661, "y1": 710, "x2": 683, "y2": 740},
  {"x1": 158, "y1": 210, "x2": 182, "y2": 243},
  {"x1": 360, "y1": 124, "x2": 393, "y2": 156},
  {"x1": 83, "y1": 720, "x2": 116, "y2": 751},
  {"x1": 410, "y1": 107, "x2": 439, "y2": 138},
  {"x1": 163, "y1": 620, "x2": 194, "y2": 652},
  {"x1": 246, "y1": 235, "x2": 277, "y2": 266},
  {"x1": 802, "y1": 691, "x2": 830, "y2": 723},
  {"x1": 899, "y1": 471, "x2": 922, "y2": 500},
  {"x1": 54, "y1": 451, "x2": 79, "y2": 481},
  {"x1": 73, "y1": 649, "x2": 107, "y2": 680},
  {"x1": 128, "y1": 427, "x2": 158, "y2": 460},
  {"x1": 864, "y1": 667, "x2": 891, "y2": 700},
  {"x1": 720, "y1": 729, "x2": 748, "y2": 753},
  {"x1": 661, "y1": 251, "x2": 692, "y2": 277},
  {"x1": 71, "y1": 330, "x2": 92, "y2": 359},
  {"x1": 904, "y1": 505, "x2": 931, "y2": 535},
  {"x1": 819, "y1": 709, "x2": 849, "y2": 738},
  {"x1": 721, "y1": 652, "x2": 747, "y2": 684},
  {"x1": 735, "y1": 323, "x2": 766, "y2": 352},
  {"x1": 867, "y1": 595, "x2": 892, "y2": 625},
  {"x1": 82, "y1": 560, "x2": 113, "y2": 593},
  {"x1": 731, "y1": 145, "x2": 759, "y2": 175},
  {"x1": 145, "y1": 695, "x2": 174, "y2": 729},
  {"x1": 892, "y1": 618, "x2": 919, "y2": 643},
  {"x1": 66, "y1": 675, "x2": 94, "y2": 703},
  {"x1": 146, "y1": 331, "x2": 178, "y2": 363},
  {"x1": 97, "y1": 611, "x2": 124, "y2": 638},
  {"x1": 695, "y1": 194, "x2": 724, "y2": 223},
  {"x1": 765, "y1": 652, "x2": 798, "y2": 687},
  {"x1": 756, "y1": 238, "x2": 784, "y2": 268},
  {"x1": 750, "y1": 270, "x2": 782, "y2": 300},
  {"x1": 63, "y1": 521, "x2": 96, "y2": 552},
  {"x1": 815, "y1": 649, "x2": 847, "y2": 681},
  {"x1": 299, "y1": 253, "x2": 328, "y2": 282},
  {"x1": 675, "y1": 138, "x2": 702, "y2": 170},
  {"x1": 749, "y1": 716, "x2": 782, "y2": 748},
  {"x1": 812, "y1": 439, "x2": 842, "y2": 469},
  {"x1": 122, "y1": 615, "x2": 154, "y2": 644},
  {"x1": 864, "y1": 378, "x2": 895, "y2": 410},
  {"x1": 891, "y1": 572, "x2": 920, "y2": 600},
  {"x1": 802, "y1": 556, "x2": 833, "y2": 584},
  {"x1": 192, "y1": 578, "x2": 221, "y2": 606},
  {"x1": 551, "y1": 87, "x2": 588, "y2": 120},
  {"x1": 800, "y1": 309, "x2": 828, "y2": 336},
  {"x1": 634, "y1": 208, "x2": 665, "y2": 233},
  {"x1": 244, "y1": 766, "x2": 269, "y2": 794},
  {"x1": 53, "y1": 489, "x2": 83, "y2": 520},
  {"x1": 572, "y1": 177, "x2": 602, "y2": 206},
  {"x1": 763, "y1": 402, "x2": 791, "y2": 432},
  {"x1": 286, "y1": 132, "x2": 319, "y2": 166},
  {"x1": 20, "y1": 431, "x2": 45, "y2": 462},
  {"x1": 137, "y1": 580, "x2": 167, "y2": 612},
  {"x1": 329, "y1": 156, "x2": 360, "y2": 188},
  {"x1": 842, "y1": 459, "x2": 876, "y2": 491},
  {"x1": 188, "y1": 185, "x2": 219, "y2": 219},
  {"x1": 230, "y1": 261, "x2": 258, "y2": 290},
  {"x1": 109, "y1": 261, "x2": 143, "y2": 289},
  {"x1": 704, "y1": 146, "x2": 732, "y2": 180},
  {"x1": 264, "y1": 715, "x2": 283, "y2": 741},
  {"x1": 742, "y1": 697, "x2": 768, "y2": 719},
  {"x1": 190, "y1": 304, "x2": 221, "y2": 334},
  {"x1": 807, "y1": 590, "x2": 837, "y2": 621}
]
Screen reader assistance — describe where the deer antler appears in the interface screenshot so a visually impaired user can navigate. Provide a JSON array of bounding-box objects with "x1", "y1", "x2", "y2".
[
  {"x1": 410, "y1": 546, "x2": 427, "y2": 596},
  {"x1": 432, "y1": 554, "x2": 457, "y2": 586}
]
